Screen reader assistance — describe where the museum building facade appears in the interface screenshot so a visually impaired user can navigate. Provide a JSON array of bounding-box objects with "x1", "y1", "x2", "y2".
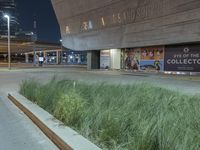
[{"x1": 52, "y1": 0, "x2": 200, "y2": 72}]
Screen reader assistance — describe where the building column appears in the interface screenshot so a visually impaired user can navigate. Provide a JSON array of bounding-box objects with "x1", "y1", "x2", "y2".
[
  {"x1": 43, "y1": 51, "x2": 47, "y2": 64},
  {"x1": 25, "y1": 53, "x2": 29, "y2": 63},
  {"x1": 68, "y1": 55, "x2": 71, "y2": 63},
  {"x1": 60, "y1": 51, "x2": 63, "y2": 64},
  {"x1": 87, "y1": 50, "x2": 100, "y2": 70},
  {"x1": 77, "y1": 54, "x2": 81, "y2": 63},
  {"x1": 87, "y1": 52, "x2": 91, "y2": 70},
  {"x1": 110, "y1": 49, "x2": 121, "y2": 70},
  {"x1": 56, "y1": 51, "x2": 60, "y2": 64}
]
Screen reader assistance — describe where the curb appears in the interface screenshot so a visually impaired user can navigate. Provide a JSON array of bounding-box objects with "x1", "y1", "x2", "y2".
[{"x1": 8, "y1": 93, "x2": 101, "y2": 150}]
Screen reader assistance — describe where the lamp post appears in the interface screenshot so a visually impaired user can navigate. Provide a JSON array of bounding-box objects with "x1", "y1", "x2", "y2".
[
  {"x1": 60, "y1": 39, "x2": 63, "y2": 64},
  {"x1": 4, "y1": 14, "x2": 11, "y2": 70}
]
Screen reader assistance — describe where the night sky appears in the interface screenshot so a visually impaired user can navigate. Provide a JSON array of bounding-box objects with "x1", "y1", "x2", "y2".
[{"x1": 15, "y1": 0, "x2": 61, "y2": 43}]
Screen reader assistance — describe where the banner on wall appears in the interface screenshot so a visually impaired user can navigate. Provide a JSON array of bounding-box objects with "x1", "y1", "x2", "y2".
[
  {"x1": 140, "y1": 47, "x2": 164, "y2": 71},
  {"x1": 124, "y1": 48, "x2": 140, "y2": 70},
  {"x1": 141, "y1": 47, "x2": 164, "y2": 60},
  {"x1": 164, "y1": 45, "x2": 200, "y2": 72},
  {"x1": 100, "y1": 50, "x2": 110, "y2": 69}
]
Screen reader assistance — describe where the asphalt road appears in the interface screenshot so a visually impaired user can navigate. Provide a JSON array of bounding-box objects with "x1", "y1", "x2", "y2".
[{"x1": 0, "y1": 67, "x2": 200, "y2": 150}]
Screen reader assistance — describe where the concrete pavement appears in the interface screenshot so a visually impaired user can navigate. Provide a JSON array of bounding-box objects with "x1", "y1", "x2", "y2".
[{"x1": 0, "y1": 92, "x2": 58, "y2": 150}]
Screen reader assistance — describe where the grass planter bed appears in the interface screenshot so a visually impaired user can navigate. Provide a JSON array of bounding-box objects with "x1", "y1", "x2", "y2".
[{"x1": 20, "y1": 78, "x2": 200, "y2": 150}]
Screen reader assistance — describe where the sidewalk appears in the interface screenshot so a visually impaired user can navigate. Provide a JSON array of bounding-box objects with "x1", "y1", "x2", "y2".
[{"x1": 0, "y1": 92, "x2": 58, "y2": 150}]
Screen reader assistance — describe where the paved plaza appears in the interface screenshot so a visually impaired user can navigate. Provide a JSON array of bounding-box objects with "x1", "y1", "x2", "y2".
[{"x1": 1, "y1": 67, "x2": 200, "y2": 94}]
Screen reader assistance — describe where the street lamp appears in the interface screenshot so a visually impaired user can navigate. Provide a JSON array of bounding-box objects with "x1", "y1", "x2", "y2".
[
  {"x1": 4, "y1": 14, "x2": 11, "y2": 70},
  {"x1": 60, "y1": 39, "x2": 63, "y2": 64}
]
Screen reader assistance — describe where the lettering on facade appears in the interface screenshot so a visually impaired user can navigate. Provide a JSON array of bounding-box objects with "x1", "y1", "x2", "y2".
[
  {"x1": 80, "y1": 20, "x2": 93, "y2": 32},
  {"x1": 101, "y1": 17, "x2": 105, "y2": 26},
  {"x1": 65, "y1": 0, "x2": 166, "y2": 34},
  {"x1": 65, "y1": 26, "x2": 70, "y2": 34}
]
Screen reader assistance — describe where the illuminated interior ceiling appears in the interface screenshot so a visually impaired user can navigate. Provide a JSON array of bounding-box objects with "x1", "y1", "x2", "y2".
[{"x1": 0, "y1": 38, "x2": 60, "y2": 53}]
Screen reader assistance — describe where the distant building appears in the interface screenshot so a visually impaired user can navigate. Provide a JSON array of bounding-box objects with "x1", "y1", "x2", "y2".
[
  {"x1": 15, "y1": 31, "x2": 34, "y2": 40},
  {"x1": 0, "y1": 0, "x2": 19, "y2": 37}
]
